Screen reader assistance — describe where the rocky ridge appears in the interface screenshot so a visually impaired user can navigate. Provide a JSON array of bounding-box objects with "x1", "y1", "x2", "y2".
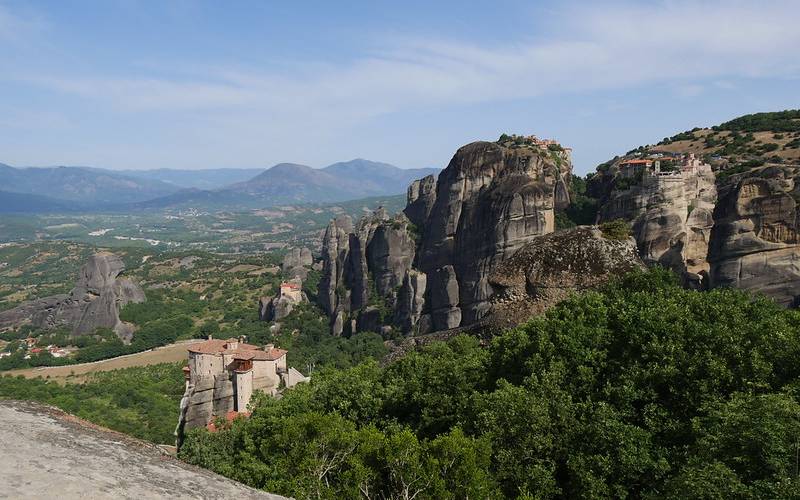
[
  {"x1": 708, "y1": 165, "x2": 800, "y2": 306},
  {"x1": 486, "y1": 226, "x2": 644, "y2": 329},
  {"x1": 596, "y1": 156, "x2": 717, "y2": 287},
  {"x1": 318, "y1": 137, "x2": 572, "y2": 335},
  {"x1": 318, "y1": 208, "x2": 416, "y2": 336}
]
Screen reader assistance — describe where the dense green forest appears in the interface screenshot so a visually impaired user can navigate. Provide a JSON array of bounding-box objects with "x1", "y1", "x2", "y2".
[
  {"x1": 0, "y1": 363, "x2": 184, "y2": 444},
  {"x1": 179, "y1": 269, "x2": 800, "y2": 499}
]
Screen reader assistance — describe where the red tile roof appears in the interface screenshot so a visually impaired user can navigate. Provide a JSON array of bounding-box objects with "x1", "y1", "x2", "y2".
[
  {"x1": 206, "y1": 410, "x2": 250, "y2": 432},
  {"x1": 187, "y1": 339, "x2": 227, "y2": 354},
  {"x1": 188, "y1": 339, "x2": 287, "y2": 361},
  {"x1": 254, "y1": 348, "x2": 287, "y2": 361},
  {"x1": 188, "y1": 338, "x2": 259, "y2": 354}
]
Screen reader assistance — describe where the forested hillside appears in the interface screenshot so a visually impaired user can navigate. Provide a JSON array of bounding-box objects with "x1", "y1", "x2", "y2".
[
  {"x1": 179, "y1": 269, "x2": 800, "y2": 499},
  {"x1": 0, "y1": 364, "x2": 184, "y2": 443}
]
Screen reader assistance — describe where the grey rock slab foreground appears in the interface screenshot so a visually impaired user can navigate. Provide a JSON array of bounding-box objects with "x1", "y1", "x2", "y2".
[{"x1": 0, "y1": 400, "x2": 288, "y2": 500}]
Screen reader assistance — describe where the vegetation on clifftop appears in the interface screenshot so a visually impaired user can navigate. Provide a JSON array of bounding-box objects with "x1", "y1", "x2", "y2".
[{"x1": 555, "y1": 174, "x2": 598, "y2": 229}]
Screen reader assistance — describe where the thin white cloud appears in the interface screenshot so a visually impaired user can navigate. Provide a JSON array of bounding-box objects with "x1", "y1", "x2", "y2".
[
  {"x1": 674, "y1": 84, "x2": 705, "y2": 98},
  {"x1": 2, "y1": 0, "x2": 799, "y2": 169},
  {"x1": 21, "y1": 0, "x2": 799, "y2": 117}
]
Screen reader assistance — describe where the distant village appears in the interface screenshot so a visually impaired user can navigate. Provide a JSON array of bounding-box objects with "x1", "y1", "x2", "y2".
[{"x1": 0, "y1": 336, "x2": 72, "y2": 360}]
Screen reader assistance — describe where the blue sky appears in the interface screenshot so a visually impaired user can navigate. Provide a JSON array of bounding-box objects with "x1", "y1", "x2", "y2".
[{"x1": 1, "y1": 1, "x2": 799, "y2": 175}]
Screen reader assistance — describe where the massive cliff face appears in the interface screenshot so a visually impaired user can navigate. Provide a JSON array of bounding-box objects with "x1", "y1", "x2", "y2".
[
  {"x1": 0, "y1": 252, "x2": 145, "y2": 340},
  {"x1": 708, "y1": 166, "x2": 800, "y2": 306},
  {"x1": 597, "y1": 160, "x2": 717, "y2": 287},
  {"x1": 318, "y1": 138, "x2": 572, "y2": 335},
  {"x1": 414, "y1": 141, "x2": 571, "y2": 329},
  {"x1": 592, "y1": 152, "x2": 800, "y2": 306}
]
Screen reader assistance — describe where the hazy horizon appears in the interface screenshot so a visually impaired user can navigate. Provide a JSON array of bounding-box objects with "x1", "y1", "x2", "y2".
[
  {"x1": 0, "y1": 157, "x2": 440, "y2": 172},
  {"x1": 1, "y1": 0, "x2": 799, "y2": 175}
]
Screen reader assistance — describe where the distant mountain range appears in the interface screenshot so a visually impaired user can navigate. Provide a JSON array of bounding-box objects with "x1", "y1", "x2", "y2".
[
  {"x1": 0, "y1": 163, "x2": 177, "y2": 205},
  {"x1": 116, "y1": 168, "x2": 265, "y2": 190},
  {"x1": 223, "y1": 160, "x2": 438, "y2": 205},
  {"x1": 0, "y1": 160, "x2": 439, "y2": 213}
]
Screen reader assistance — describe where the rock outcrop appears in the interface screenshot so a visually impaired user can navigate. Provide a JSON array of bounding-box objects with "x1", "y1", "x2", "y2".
[
  {"x1": 281, "y1": 246, "x2": 313, "y2": 280},
  {"x1": 0, "y1": 252, "x2": 145, "y2": 340},
  {"x1": 259, "y1": 279, "x2": 307, "y2": 322},
  {"x1": 405, "y1": 175, "x2": 437, "y2": 227},
  {"x1": 486, "y1": 226, "x2": 644, "y2": 329},
  {"x1": 591, "y1": 148, "x2": 800, "y2": 307},
  {"x1": 412, "y1": 140, "x2": 572, "y2": 330},
  {"x1": 597, "y1": 157, "x2": 717, "y2": 288},
  {"x1": 1, "y1": 400, "x2": 286, "y2": 499},
  {"x1": 318, "y1": 137, "x2": 572, "y2": 335},
  {"x1": 318, "y1": 209, "x2": 416, "y2": 335},
  {"x1": 708, "y1": 166, "x2": 800, "y2": 306}
]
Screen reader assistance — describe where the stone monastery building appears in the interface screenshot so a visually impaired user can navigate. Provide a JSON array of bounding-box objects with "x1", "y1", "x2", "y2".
[{"x1": 176, "y1": 337, "x2": 309, "y2": 441}]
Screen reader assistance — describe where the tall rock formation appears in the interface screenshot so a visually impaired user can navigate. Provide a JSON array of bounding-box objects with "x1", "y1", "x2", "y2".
[
  {"x1": 413, "y1": 140, "x2": 571, "y2": 330},
  {"x1": 318, "y1": 136, "x2": 573, "y2": 335},
  {"x1": 596, "y1": 156, "x2": 717, "y2": 287},
  {"x1": 318, "y1": 209, "x2": 416, "y2": 335},
  {"x1": 708, "y1": 166, "x2": 800, "y2": 306},
  {"x1": 281, "y1": 247, "x2": 313, "y2": 280},
  {"x1": 590, "y1": 117, "x2": 800, "y2": 308},
  {"x1": 405, "y1": 175, "x2": 437, "y2": 227},
  {"x1": 0, "y1": 252, "x2": 145, "y2": 340}
]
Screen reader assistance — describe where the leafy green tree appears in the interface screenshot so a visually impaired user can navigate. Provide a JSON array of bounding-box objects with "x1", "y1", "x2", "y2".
[
  {"x1": 384, "y1": 335, "x2": 488, "y2": 438},
  {"x1": 178, "y1": 268, "x2": 800, "y2": 498}
]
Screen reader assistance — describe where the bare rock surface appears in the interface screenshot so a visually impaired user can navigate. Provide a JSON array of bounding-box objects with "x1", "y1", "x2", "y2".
[
  {"x1": 0, "y1": 252, "x2": 145, "y2": 340},
  {"x1": 318, "y1": 138, "x2": 573, "y2": 335},
  {"x1": 318, "y1": 210, "x2": 415, "y2": 335},
  {"x1": 593, "y1": 155, "x2": 800, "y2": 306},
  {"x1": 281, "y1": 246, "x2": 313, "y2": 279},
  {"x1": 597, "y1": 158, "x2": 717, "y2": 287},
  {"x1": 0, "y1": 400, "x2": 286, "y2": 500},
  {"x1": 414, "y1": 141, "x2": 572, "y2": 329},
  {"x1": 709, "y1": 166, "x2": 800, "y2": 306},
  {"x1": 487, "y1": 226, "x2": 644, "y2": 329}
]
